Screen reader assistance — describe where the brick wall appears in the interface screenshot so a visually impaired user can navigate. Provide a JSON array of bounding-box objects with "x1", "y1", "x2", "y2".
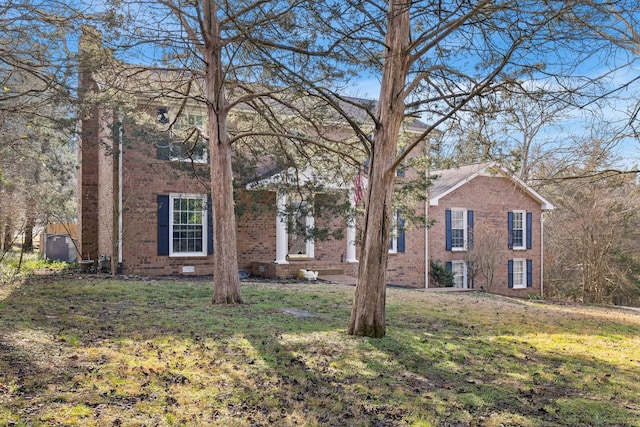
[
  {"x1": 84, "y1": 109, "x2": 546, "y2": 296},
  {"x1": 236, "y1": 190, "x2": 277, "y2": 269},
  {"x1": 236, "y1": 190, "x2": 356, "y2": 275},
  {"x1": 83, "y1": 104, "x2": 454, "y2": 287},
  {"x1": 119, "y1": 118, "x2": 213, "y2": 276},
  {"x1": 77, "y1": 104, "x2": 100, "y2": 261},
  {"x1": 428, "y1": 175, "x2": 543, "y2": 297},
  {"x1": 378, "y1": 140, "x2": 428, "y2": 288},
  {"x1": 97, "y1": 111, "x2": 117, "y2": 263}
]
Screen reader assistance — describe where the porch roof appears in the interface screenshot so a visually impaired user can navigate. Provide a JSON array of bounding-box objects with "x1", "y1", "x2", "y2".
[{"x1": 245, "y1": 165, "x2": 351, "y2": 191}]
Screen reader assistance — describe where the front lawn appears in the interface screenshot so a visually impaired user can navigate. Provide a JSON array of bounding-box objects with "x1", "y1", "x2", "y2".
[{"x1": 1, "y1": 275, "x2": 638, "y2": 426}]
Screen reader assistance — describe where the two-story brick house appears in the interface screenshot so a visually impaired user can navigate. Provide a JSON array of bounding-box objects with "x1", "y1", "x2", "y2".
[
  {"x1": 76, "y1": 95, "x2": 433, "y2": 285},
  {"x1": 76, "y1": 41, "x2": 553, "y2": 294},
  {"x1": 77, "y1": 105, "x2": 553, "y2": 297},
  {"x1": 426, "y1": 162, "x2": 554, "y2": 297}
]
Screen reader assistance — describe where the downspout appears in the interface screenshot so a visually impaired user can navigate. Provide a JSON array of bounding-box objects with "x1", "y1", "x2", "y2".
[
  {"x1": 117, "y1": 119, "x2": 124, "y2": 274},
  {"x1": 425, "y1": 162, "x2": 431, "y2": 289},
  {"x1": 540, "y1": 212, "x2": 545, "y2": 298},
  {"x1": 425, "y1": 195, "x2": 429, "y2": 289}
]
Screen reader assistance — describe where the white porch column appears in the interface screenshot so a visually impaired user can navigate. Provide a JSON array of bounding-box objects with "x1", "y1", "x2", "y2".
[
  {"x1": 275, "y1": 189, "x2": 289, "y2": 264},
  {"x1": 306, "y1": 212, "x2": 315, "y2": 258},
  {"x1": 345, "y1": 192, "x2": 358, "y2": 263}
]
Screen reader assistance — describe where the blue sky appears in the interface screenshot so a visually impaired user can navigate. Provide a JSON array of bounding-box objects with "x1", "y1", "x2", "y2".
[{"x1": 346, "y1": 52, "x2": 640, "y2": 170}]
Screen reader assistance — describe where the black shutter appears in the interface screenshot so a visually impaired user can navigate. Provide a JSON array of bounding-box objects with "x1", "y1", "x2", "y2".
[
  {"x1": 397, "y1": 210, "x2": 405, "y2": 253},
  {"x1": 445, "y1": 209, "x2": 452, "y2": 251},
  {"x1": 467, "y1": 210, "x2": 474, "y2": 249},
  {"x1": 157, "y1": 145, "x2": 170, "y2": 160},
  {"x1": 507, "y1": 211, "x2": 514, "y2": 249},
  {"x1": 207, "y1": 196, "x2": 214, "y2": 255},
  {"x1": 526, "y1": 212, "x2": 533, "y2": 250},
  {"x1": 508, "y1": 259, "x2": 514, "y2": 288},
  {"x1": 157, "y1": 195, "x2": 170, "y2": 255}
]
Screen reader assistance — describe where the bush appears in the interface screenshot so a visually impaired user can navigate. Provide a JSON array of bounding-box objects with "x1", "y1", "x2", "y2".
[{"x1": 430, "y1": 259, "x2": 454, "y2": 287}]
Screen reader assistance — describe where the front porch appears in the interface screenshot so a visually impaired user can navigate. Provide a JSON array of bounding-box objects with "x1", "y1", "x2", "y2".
[{"x1": 251, "y1": 259, "x2": 358, "y2": 280}]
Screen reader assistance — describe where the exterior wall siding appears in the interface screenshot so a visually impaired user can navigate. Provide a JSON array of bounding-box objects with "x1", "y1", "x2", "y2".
[
  {"x1": 236, "y1": 190, "x2": 277, "y2": 270},
  {"x1": 384, "y1": 142, "x2": 428, "y2": 288},
  {"x1": 115, "y1": 117, "x2": 355, "y2": 277}
]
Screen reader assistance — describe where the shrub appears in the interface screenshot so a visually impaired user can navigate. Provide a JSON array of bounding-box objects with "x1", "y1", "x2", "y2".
[{"x1": 430, "y1": 259, "x2": 453, "y2": 287}]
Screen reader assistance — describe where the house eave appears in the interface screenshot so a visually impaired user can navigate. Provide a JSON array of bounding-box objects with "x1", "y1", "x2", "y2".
[{"x1": 246, "y1": 165, "x2": 350, "y2": 191}]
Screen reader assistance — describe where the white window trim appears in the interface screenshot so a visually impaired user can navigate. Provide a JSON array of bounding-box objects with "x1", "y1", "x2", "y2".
[
  {"x1": 169, "y1": 193, "x2": 207, "y2": 257},
  {"x1": 512, "y1": 258, "x2": 527, "y2": 289},
  {"x1": 287, "y1": 201, "x2": 315, "y2": 259},
  {"x1": 452, "y1": 260, "x2": 468, "y2": 289},
  {"x1": 168, "y1": 112, "x2": 209, "y2": 164},
  {"x1": 512, "y1": 210, "x2": 526, "y2": 250},
  {"x1": 451, "y1": 208, "x2": 467, "y2": 251},
  {"x1": 389, "y1": 209, "x2": 399, "y2": 254}
]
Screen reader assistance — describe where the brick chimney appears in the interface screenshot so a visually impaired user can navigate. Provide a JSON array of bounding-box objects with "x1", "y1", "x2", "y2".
[{"x1": 76, "y1": 26, "x2": 102, "y2": 261}]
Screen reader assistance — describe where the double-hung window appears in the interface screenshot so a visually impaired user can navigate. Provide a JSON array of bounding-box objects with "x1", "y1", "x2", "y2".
[
  {"x1": 170, "y1": 194, "x2": 207, "y2": 256},
  {"x1": 446, "y1": 208, "x2": 473, "y2": 251},
  {"x1": 508, "y1": 258, "x2": 533, "y2": 289},
  {"x1": 508, "y1": 210, "x2": 532, "y2": 250},
  {"x1": 451, "y1": 260, "x2": 467, "y2": 289},
  {"x1": 388, "y1": 210, "x2": 405, "y2": 254},
  {"x1": 451, "y1": 209, "x2": 465, "y2": 249},
  {"x1": 171, "y1": 113, "x2": 208, "y2": 163},
  {"x1": 511, "y1": 210, "x2": 525, "y2": 249},
  {"x1": 512, "y1": 259, "x2": 526, "y2": 288},
  {"x1": 157, "y1": 108, "x2": 208, "y2": 163}
]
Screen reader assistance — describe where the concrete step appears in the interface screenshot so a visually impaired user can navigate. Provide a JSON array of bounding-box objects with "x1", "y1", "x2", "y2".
[{"x1": 315, "y1": 267, "x2": 344, "y2": 275}]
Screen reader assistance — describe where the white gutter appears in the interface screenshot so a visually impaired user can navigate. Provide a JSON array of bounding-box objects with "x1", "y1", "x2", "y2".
[{"x1": 118, "y1": 119, "x2": 124, "y2": 274}]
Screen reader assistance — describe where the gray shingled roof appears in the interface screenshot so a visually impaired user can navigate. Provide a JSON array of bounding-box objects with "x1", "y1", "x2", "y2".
[{"x1": 429, "y1": 162, "x2": 494, "y2": 199}]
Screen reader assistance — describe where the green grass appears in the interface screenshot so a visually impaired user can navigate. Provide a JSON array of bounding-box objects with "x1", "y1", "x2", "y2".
[
  {"x1": 0, "y1": 275, "x2": 638, "y2": 426},
  {"x1": 0, "y1": 251, "x2": 67, "y2": 298}
]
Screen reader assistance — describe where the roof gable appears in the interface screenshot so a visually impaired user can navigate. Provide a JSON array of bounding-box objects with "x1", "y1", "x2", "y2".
[{"x1": 429, "y1": 162, "x2": 554, "y2": 210}]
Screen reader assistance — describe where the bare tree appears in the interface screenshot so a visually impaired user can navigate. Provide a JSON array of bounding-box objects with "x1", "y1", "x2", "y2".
[
  {"x1": 1, "y1": 1, "x2": 99, "y2": 258},
  {"x1": 544, "y1": 142, "x2": 640, "y2": 305},
  {"x1": 466, "y1": 221, "x2": 506, "y2": 292},
  {"x1": 306, "y1": 0, "x2": 587, "y2": 337},
  {"x1": 96, "y1": 0, "x2": 363, "y2": 304}
]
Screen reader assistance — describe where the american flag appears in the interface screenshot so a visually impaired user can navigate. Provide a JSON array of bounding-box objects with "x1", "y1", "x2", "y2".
[{"x1": 353, "y1": 171, "x2": 366, "y2": 204}]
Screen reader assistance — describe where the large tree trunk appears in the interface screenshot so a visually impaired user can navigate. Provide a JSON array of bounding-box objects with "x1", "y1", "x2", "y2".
[
  {"x1": 204, "y1": 0, "x2": 243, "y2": 304},
  {"x1": 23, "y1": 215, "x2": 35, "y2": 253},
  {"x1": 209, "y1": 115, "x2": 243, "y2": 304},
  {"x1": 347, "y1": 0, "x2": 410, "y2": 337}
]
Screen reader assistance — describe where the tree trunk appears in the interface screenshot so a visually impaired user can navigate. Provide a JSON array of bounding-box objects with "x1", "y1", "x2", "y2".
[
  {"x1": 3, "y1": 217, "x2": 12, "y2": 252},
  {"x1": 23, "y1": 215, "x2": 35, "y2": 253},
  {"x1": 204, "y1": 0, "x2": 243, "y2": 304},
  {"x1": 347, "y1": 0, "x2": 411, "y2": 337},
  {"x1": 209, "y1": 117, "x2": 243, "y2": 304}
]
